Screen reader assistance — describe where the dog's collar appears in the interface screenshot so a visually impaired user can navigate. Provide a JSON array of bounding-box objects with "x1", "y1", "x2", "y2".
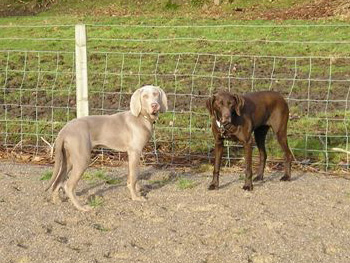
[{"x1": 142, "y1": 114, "x2": 156, "y2": 124}]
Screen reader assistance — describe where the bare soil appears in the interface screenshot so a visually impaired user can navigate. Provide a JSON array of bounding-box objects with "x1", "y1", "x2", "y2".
[
  {"x1": 1, "y1": 0, "x2": 350, "y2": 20},
  {"x1": 251, "y1": 0, "x2": 339, "y2": 20},
  {"x1": 1, "y1": 161, "x2": 350, "y2": 263}
]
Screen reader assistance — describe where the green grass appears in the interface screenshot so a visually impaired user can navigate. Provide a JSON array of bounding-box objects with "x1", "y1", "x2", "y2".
[
  {"x1": 40, "y1": 170, "x2": 52, "y2": 180},
  {"x1": 177, "y1": 177, "x2": 197, "y2": 190},
  {"x1": 91, "y1": 223, "x2": 109, "y2": 231},
  {"x1": 88, "y1": 195, "x2": 104, "y2": 208},
  {"x1": 83, "y1": 170, "x2": 122, "y2": 185},
  {"x1": 1, "y1": 15, "x2": 349, "y2": 56},
  {"x1": 39, "y1": 169, "x2": 122, "y2": 184}
]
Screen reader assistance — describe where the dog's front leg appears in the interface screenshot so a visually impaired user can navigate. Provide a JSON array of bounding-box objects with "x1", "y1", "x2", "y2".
[
  {"x1": 127, "y1": 150, "x2": 146, "y2": 201},
  {"x1": 243, "y1": 138, "x2": 253, "y2": 191},
  {"x1": 209, "y1": 139, "x2": 224, "y2": 190}
]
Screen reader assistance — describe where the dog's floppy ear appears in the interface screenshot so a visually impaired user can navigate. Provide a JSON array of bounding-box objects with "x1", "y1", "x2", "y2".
[
  {"x1": 157, "y1": 86, "x2": 168, "y2": 113},
  {"x1": 233, "y1": 94, "x2": 244, "y2": 116},
  {"x1": 130, "y1": 88, "x2": 142, "y2": 116},
  {"x1": 206, "y1": 95, "x2": 215, "y2": 116}
]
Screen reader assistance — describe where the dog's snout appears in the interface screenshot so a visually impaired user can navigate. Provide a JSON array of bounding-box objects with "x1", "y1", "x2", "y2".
[
  {"x1": 151, "y1": 103, "x2": 160, "y2": 111},
  {"x1": 221, "y1": 114, "x2": 231, "y2": 124}
]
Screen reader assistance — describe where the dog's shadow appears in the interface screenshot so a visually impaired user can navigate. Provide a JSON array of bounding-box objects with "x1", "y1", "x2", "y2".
[
  {"x1": 77, "y1": 167, "x2": 177, "y2": 198},
  {"x1": 253, "y1": 171, "x2": 304, "y2": 187},
  {"x1": 140, "y1": 169, "x2": 178, "y2": 196},
  {"x1": 77, "y1": 181, "x2": 124, "y2": 197},
  {"x1": 218, "y1": 177, "x2": 242, "y2": 189},
  {"x1": 218, "y1": 171, "x2": 303, "y2": 190}
]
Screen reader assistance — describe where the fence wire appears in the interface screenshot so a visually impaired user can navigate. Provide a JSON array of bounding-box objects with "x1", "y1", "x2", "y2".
[{"x1": 0, "y1": 23, "x2": 349, "y2": 171}]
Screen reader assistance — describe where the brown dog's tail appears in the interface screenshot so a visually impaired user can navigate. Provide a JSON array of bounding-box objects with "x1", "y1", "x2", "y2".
[{"x1": 45, "y1": 136, "x2": 64, "y2": 192}]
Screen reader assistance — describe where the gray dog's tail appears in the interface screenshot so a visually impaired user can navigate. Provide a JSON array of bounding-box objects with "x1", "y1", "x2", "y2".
[{"x1": 45, "y1": 136, "x2": 64, "y2": 192}]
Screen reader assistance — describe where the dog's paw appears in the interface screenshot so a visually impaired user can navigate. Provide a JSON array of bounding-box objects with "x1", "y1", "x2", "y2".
[
  {"x1": 280, "y1": 175, "x2": 291, "y2": 181},
  {"x1": 242, "y1": 184, "x2": 253, "y2": 191},
  {"x1": 132, "y1": 196, "x2": 147, "y2": 202},
  {"x1": 77, "y1": 205, "x2": 93, "y2": 212},
  {"x1": 135, "y1": 182, "x2": 143, "y2": 193},
  {"x1": 253, "y1": 175, "x2": 264, "y2": 182},
  {"x1": 208, "y1": 184, "x2": 219, "y2": 190}
]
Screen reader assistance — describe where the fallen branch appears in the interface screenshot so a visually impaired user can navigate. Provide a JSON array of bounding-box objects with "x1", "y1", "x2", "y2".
[
  {"x1": 11, "y1": 140, "x2": 23, "y2": 153},
  {"x1": 331, "y1": 147, "x2": 350, "y2": 155},
  {"x1": 40, "y1": 137, "x2": 54, "y2": 159}
]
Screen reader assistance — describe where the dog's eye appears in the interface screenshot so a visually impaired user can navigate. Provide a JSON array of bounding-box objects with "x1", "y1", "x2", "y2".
[
  {"x1": 143, "y1": 94, "x2": 149, "y2": 99},
  {"x1": 153, "y1": 92, "x2": 159, "y2": 97}
]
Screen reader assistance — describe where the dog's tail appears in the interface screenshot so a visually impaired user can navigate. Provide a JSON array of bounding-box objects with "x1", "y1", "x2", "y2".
[{"x1": 45, "y1": 135, "x2": 64, "y2": 192}]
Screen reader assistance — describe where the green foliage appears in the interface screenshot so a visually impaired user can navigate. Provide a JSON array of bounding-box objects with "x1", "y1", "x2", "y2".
[
  {"x1": 40, "y1": 170, "x2": 52, "y2": 181},
  {"x1": 83, "y1": 170, "x2": 122, "y2": 185},
  {"x1": 190, "y1": 0, "x2": 207, "y2": 7},
  {"x1": 88, "y1": 195, "x2": 104, "y2": 208},
  {"x1": 91, "y1": 223, "x2": 109, "y2": 231},
  {"x1": 177, "y1": 177, "x2": 196, "y2": 189},
  {"x1": 164, "y1": 0, "x2": 180, "y2": 10}
]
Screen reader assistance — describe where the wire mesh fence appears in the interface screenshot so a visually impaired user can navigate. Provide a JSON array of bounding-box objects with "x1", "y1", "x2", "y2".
[
  {"x1": 0, "y1": 50, "x2": 76, "y2": 157},
  {"x1": 0, "y1": 23, "x2": 349, "y2": 171}
]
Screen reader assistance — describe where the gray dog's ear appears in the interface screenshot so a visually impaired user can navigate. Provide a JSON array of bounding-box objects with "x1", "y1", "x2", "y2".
[
  {"x1": 157, "y1": 87, "x2": 168, "y2": 112},
  {"x1": 206, "y1": 95, "x2": 215, "y2": 116},
  {"x1": 233, "y1": 94, "x2": 244, "y2": 116},
  {"x1": 130, "y1": 88, "x2": 142, "y2": 116}
]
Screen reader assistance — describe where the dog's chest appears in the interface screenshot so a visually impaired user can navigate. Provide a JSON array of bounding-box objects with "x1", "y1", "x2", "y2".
[{"x1": 215, "y1": 121, "x2": 239, "y2": 140}]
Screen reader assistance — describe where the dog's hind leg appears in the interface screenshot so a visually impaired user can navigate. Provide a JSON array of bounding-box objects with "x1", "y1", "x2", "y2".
[
  {"x1": 52, "y1": 153, "x2": 72, "y2": 203},
  {"x1": 51, "y1": 157, "x2": 67, "y2": 203},
  {"x1": 63, "y1": 150, "x2": 91, "y2": 211},
  {"x1": 253, "y1": 125, "x2": 269, "y2": 181},
  {"x1": 275, "y1": 128, "x2": 292, "y2": 181}
]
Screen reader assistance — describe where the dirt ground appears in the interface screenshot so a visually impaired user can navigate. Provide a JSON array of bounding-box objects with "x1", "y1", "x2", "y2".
[{"x1": 1, "y1": 161, "x2": 350, "y2": 263}]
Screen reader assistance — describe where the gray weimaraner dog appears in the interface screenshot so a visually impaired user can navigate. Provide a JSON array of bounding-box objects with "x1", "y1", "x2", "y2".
[{"x1": 45, "y1": 85, "x2": 168, "y2": 211}]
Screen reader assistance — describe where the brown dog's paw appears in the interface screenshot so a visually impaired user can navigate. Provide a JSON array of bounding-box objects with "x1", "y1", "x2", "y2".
[
  {"x1": 208, "y1": 184, "x2": 219, "y2": 190},
  {"x1": 280, "y1": 175, "x2": 291, "y2": 181},
  {"x1": 242, "y1": 184, "x2": 253, "y2": 191}
]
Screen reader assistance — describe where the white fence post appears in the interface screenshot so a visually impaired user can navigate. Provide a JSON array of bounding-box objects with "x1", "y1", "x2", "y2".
[{"x1": 75, "y1": 24, "x2": 89, "y2": 118}]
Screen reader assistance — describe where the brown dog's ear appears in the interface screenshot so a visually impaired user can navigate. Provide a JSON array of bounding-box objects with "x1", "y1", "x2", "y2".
[
  {"x1": 233, "y1": 94, "x2": 244, "y2": 116},
  {"x1": 206, "y1": 95, "x2": 215, "y2": 116}
]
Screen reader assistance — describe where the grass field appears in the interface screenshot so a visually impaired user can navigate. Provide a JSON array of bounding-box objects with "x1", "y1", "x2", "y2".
[{"x1": 0, "y1": 1, "x2": 350, "y2": 170}]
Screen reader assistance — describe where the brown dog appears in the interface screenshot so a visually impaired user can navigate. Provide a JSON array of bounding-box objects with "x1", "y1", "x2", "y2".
[{"x1": 206, "y1": 90, "x2": 292, "y2": 190}]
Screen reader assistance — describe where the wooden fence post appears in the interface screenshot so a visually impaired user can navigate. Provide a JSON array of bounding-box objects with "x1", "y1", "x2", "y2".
[{"x1": 75, "y1": 24, "x2": 89, "y2": 118}]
